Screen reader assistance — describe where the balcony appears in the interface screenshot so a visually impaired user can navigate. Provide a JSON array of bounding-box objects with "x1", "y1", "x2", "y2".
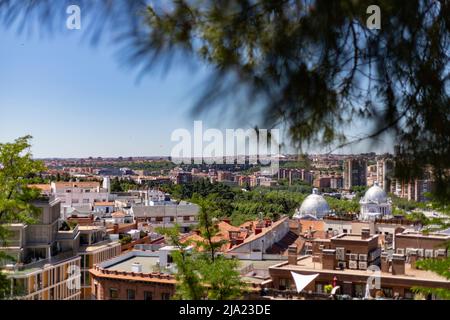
[{"x1": 57, "y1": 224, "x2": 79, "y2": 240}]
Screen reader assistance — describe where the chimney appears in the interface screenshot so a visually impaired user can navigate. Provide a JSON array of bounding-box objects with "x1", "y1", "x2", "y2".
[
  {"x1": 288, "y1": 244, "x2": 298, "y2": 265},
  {"x1": 255, "y1": 227, "x2": 263, "y2": 235},
  {"x1": 322, "y1": 249, "x2": 337, "y2": 270},
  {"x1": 131, "y1": 262, "x2": 142, "y2": 273},
  {"x1": 409, "y1": 250, "x2": 418, "y2": 269},
  {"x1": 392, "y1": 254, "x2": 406, "y2": 275},
  {"x1": 113, "y1": 223, "x2": 119, "y2": 234},
  {"x1": 381, "y1": 252, "x2": 390, "y2": 273},
  {"x1": 361, "y1": 228, "x2": 370, "y2": 240}
]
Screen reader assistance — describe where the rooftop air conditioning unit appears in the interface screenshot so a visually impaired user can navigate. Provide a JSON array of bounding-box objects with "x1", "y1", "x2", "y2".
[
  {"x1": 417, "y1": 249, "x2": 424, "y2": 257},
  {"x1": 359, "y1": 261, "x2": 368, "y2": 270},
  {"x1": 338, "y1": 261, "x2": 346, "y2": 269},
  {"x1": 336, "y1": 247, "x2": 345, "y2": 261},
  {"x1": 359, "y1": 254, "x2": 367, "y2": 262},
  {"x1": 349, "y1": 260, "x2": 358, "y2": 269},
  {"x1": 396, "y1": 248, "x2": 405, "y2": 255},
  {"x1": 435, "y1": 249, "x2": 446, "y2": 257},
  {"x1": 425, "y1": 249, "x2": 433, "y2": 258},
  {"x1": 349, "y1": 254, "x2": 358, "y2": 261}
]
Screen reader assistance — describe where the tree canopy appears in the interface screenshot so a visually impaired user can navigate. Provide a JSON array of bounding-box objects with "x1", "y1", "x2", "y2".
[{"x1": 0, "y1": 136, "x2": 46, "y2": 298}]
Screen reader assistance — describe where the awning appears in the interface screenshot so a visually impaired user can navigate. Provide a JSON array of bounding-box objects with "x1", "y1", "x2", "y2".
[{"x1": 290, "y1": 272, "x2": 319, "y2": 293}]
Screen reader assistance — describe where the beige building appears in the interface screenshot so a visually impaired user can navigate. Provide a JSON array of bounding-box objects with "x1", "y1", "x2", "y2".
[
  {"x1": 78, "y1": 226, "x2": 122, "y2": 299},
  {"x1": 1, "y1": 196, "x2": 81, "y2": 300}
]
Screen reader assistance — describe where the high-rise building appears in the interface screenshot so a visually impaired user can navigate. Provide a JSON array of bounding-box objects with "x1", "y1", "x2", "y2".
[
  {"x1": 376, "y1": 157, "x2": 394, "y2": 192},
  {"x1": 343, "y1": 158, "x2": 367, "y2": 190}
]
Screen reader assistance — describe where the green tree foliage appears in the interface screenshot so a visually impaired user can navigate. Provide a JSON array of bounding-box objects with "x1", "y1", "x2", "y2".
[
  {"x1": 0, "y1": 136, "x2": 46, "y2": 297},
  {"x1": 157, "y1": 203, "x2": 246, "y2": 300},
  {"x1": 156, "y1": 224, "x2": 204, "y2": 300},
  {"x1": 110, "y1": 177, "x2": 139, "y2": 192}
]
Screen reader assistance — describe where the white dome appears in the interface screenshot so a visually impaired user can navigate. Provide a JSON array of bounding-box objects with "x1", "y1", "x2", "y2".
[
  {"x1": 361, "y1": 182, "x2": 387, "y2": 204},
  {"x1": 294, "y1": 188, "x2": 330, "y2": 219}
]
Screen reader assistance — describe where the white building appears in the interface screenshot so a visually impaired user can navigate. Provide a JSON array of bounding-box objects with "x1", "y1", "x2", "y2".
[
  {"x1": 51, "y1": 179, "x2": 111, "y2": 216},
  {"x1": 359, "y1": 182, "x2": 392, "y2": 221},
  {"x1": 293, "y1": 188, "x2": 330, "y2": 220}
]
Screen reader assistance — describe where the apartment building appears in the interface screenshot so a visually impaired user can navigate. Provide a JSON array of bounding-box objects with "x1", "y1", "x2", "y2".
[
  {"x1": 90, "y1": 250, "x2": 176, "y2": 300},
  {"x1": 78, "y1": 226, "x2": 121, "y2": 299},
  {"x1": 267, "y1": 229, "x2": 450, "y2": 299},
  {"x1": 1, "y1": 196, "x2": 81, "y2": 300},
  {"x1": 131, "y1": 202, "x2": 199, "y2": 232},
  {"x1": 49, "y1": 180, "x2": 111, "y2": 216},
  {"x1": 390, "y1": 179, "x2": 434, "y2": 202}
]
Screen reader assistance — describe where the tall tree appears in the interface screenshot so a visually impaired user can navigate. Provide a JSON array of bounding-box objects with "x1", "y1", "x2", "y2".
[
  {"x1": 158, "y1": 200, "x2": 246, "y2": 300},
  {"x1": 156, "y1": 224, "x2": 204, "y2": 300},
  {"x1": 0, "y1": 136, "x2": 46, "y2": 298}
]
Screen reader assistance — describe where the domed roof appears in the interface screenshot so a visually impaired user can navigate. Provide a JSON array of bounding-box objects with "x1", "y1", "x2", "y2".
[
  {"x1": 361, "y1": 182, "x2": 387, "y2": 204},
  {"x1": 293, "y1": 188, "x2": 330, "y2": 219}
]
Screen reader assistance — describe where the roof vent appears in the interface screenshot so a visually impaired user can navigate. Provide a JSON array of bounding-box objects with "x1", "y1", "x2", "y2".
[{"x1": 131, "y1": 262, "x2": 142, "y2": 273}]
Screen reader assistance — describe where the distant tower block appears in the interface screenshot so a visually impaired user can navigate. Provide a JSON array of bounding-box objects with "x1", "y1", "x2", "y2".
[{"x1": 103, "y1": 177, "x2": 111, "y2": 193}]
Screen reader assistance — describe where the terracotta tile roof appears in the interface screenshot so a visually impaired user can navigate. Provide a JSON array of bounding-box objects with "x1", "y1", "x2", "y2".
[
  {"x1": 111, "y1": 211, "x2": 126, "y2": 218},
  {"x1": 299, "y1": 220, "x2": 325, "y2": 233},
  {"x1": 54, "y1": 181, "x2": 100, "y2": 188},
  {"x1": 94, "y1": 201, "x2": 115, "y2": 206},
  {"x1": 28, "y1": 184, "x2": 51, "y2": 191}
]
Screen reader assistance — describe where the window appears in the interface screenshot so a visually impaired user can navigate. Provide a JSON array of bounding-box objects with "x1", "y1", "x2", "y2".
[
  {"x1": 353, "y1": 284, "x2": 364, "y2": 298},
  {"x1": 343, "y1": 229, "x2": 348, "y2": 233},
  {"x1": 279, "y1": 278, "x2": 290, "y2": 290},
  {"x1": 127, "y1": 289, "x2": 136, "y2": 300},
  {"x1": 404, "y1": 290, "x2": 414, "y2": 300},
  {"x1": 315, "y1": 283, "x2": 323, "y2": 294},
  {"x1": 161, "y1": 293, "x2": 171, "y2": 300},
  {"x1": 144, "y1": 291, "x2": 153, "y2": 300},
  {"x1": 382, "y1": 287, "x2": 393, "y2": 298},
  {"x1": 83, "y1": 199, "x2": 90, "y2": 204},
  {"x1": 109, "y1": 288, "x2": 118, "y2": 300}
]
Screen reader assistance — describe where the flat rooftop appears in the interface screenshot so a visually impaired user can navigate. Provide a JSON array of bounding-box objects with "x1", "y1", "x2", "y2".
[
  {"x1": 272, "y1": 256, "x2": 450, "y2": 283},
  {"x1": 105, "y1": 256, "x2": 160, "y2": 273},
  {"x1": 239, "y1": 259, "x2": 284, "y2": 270},
  {"x1": 331, "y1": 233, "x2": 377, "y2": 241},
  {"x1": 79, "y1": 241, "x2": 120, "y2": 253},
  {"x1": 396, "y1": 232, "x2": 450, "y2": 240}
]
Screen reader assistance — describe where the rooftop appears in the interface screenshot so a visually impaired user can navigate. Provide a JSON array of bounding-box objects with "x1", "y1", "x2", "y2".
[
  {"x1": 272, "y1": 255, "x2": 450, "y2": 284},
  {"x1": 396, "y1": 231, "x2": 450, "y2": 240},
  {"x1": 106, "y1": 256, "x2": 160, "y2": 273}
]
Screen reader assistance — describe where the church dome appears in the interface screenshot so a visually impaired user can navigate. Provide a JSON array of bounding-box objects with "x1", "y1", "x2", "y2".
[
  {"x1": 362, "y1": 182, "x2": 387, "y2": 204},
  {"x1": 293, "y1": 188, "x2": 330, "y2": 219}
]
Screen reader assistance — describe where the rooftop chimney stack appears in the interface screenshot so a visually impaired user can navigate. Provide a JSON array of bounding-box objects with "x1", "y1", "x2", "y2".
[
  {"x1": 392, "y1": 254, "x2": 406, "y2": 275},
  {"x1": 288, "y1": 244, "x2": 298, "y2": 265},
  {"x1": 381, "y1": 252, "x2": 390, "y2": 273},
  {"x1": 322, "y1": 249, "x2": 337, "y2": 270}
]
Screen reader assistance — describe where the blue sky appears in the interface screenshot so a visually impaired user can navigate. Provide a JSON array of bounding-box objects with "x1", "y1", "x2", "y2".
[
  {"x1": 0, "y1": 24, "x2": 213, "y2": 158},
  {"x1": 0, "y1": 18, "x2": 393, "y2": 158}
]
